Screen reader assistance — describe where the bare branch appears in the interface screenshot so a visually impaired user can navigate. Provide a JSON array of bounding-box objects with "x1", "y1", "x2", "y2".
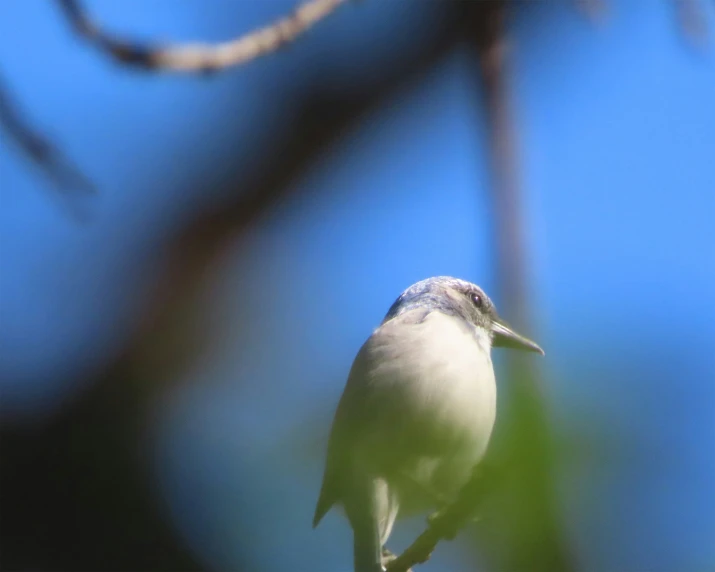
[
  {"x1": 0, "y1": 74, "x2": 93, "y2": 196},
  {"x1": 384, "y1": 520, "x2": 442, "y2": 571},
  {"x1": 57, "y1": 0, "x2": 348, "y2": 73}
]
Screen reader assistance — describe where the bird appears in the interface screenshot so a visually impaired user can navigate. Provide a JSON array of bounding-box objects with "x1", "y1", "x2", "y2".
[{"x1": 312, "y1": 276, "x2": 544, "y2": 572}]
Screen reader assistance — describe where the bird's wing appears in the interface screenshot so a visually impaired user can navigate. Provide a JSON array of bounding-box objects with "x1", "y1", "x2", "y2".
[
  {"x1": 312, "y1": 422, "x2": 344, "y2": 527},
  {"x1": 313, "y1": 308, "x2": 430, "y2": 528},
  {"x1": 313, "y1": 338, "x2": 374, "y2": 528}
]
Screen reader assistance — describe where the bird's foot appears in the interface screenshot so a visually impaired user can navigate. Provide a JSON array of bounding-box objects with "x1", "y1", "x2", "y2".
[
  {"x1": 383, "y1": 547, "x2": 413, "y2": 572},
  {"x1": 382, "y1": 547, "x2": 398, "y2": 570}
]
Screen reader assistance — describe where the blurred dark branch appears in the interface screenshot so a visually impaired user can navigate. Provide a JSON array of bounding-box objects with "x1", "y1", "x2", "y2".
[
  {"x1": 475, "y1": 1, "x2": 572, "y2": 570},
  {"x1": 476, "y1": 6, "x2": 526, "y2": 320},
  {"x1": 85, "y1": 6, "x2": 463, "y2": 395},
  {"x1": 0, "y1": 74, "x2": 93, "y2": 195},
  {"x1": 57, "y1": 0, "x2": 348, "y2": 72},
  {"x1": 574, "y1": 0, "x2": 608, "y2": 21},
  {"x1": 672, "y1": 0, "x2": 709, "y2": 45},
  {"x1": 575, "y1": 0, "x2": 711, "y2": 40},
  {"x1": 385, "y1": 3, "x2": 574, "y2": 570}
]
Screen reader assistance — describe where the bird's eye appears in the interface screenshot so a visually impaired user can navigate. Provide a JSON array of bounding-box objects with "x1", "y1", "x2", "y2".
[{"x1": 471, "y1": 293, "x2": 483, "y2": 309}]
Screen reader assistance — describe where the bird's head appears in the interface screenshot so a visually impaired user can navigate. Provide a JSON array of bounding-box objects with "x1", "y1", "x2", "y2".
[{"x1": 384, "y1": 276, "x2": 544, "y2": 355}]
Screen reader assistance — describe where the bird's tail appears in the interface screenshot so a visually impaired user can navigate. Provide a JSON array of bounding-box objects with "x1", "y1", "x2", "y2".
[{"x1": 312, "y1": 483, "x2": 334, "y2": 529}]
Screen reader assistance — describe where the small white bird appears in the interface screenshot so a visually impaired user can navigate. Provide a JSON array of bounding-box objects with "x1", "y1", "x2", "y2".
[{"x1": 313, "y1": 277, "x2": 544, "y2": 572}]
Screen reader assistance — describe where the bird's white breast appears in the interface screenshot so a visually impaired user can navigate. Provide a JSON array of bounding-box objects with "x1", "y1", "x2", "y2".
[
  {"x1": 386, "y1": 311, "x2": 496, "y2": 445},
  {"x1": 358, "y1": 311, "x2": 497, "y2": 506}
]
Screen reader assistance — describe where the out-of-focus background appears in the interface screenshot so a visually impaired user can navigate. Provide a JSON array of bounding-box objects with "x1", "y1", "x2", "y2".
[{"x1": 1, "y1": 1, "x2": 714, "y2": 571}]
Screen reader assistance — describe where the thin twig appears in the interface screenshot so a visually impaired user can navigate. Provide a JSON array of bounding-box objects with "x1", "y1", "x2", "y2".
[
  {"x1": 57, "y1": 0, "x2": 348, "y2": 73},
  {"x1": 0, "y1": 74, "x2": 93, "y2": 196}
]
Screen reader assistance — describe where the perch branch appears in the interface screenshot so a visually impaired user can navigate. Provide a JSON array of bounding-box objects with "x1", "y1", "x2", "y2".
[
  {"x1": 386, "y1": 466, "x2": 494, "y2": 572},
  {"x1": 57, "y1": 0, "x2": 348, "y2": 73}
]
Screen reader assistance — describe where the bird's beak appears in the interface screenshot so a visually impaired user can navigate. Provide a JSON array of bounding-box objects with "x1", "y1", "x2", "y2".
[{"x1": 491, "y1": 319, "x2": 544, "y2": 355}]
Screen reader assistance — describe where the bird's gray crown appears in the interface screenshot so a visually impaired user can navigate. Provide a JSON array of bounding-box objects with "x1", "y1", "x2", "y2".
[
  {"x1": 382, "y1": 276, "x2": 545, "y2": 355},
  {"x1": 383, "y1": 276, "x2": 496, "y2": 331}
]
